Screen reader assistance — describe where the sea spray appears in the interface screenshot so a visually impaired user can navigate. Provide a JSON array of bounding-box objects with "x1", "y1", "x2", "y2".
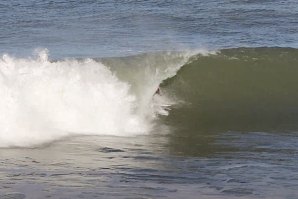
[
  {"x1": 0, "y1": 50, "x2": 193, "y2": 147},
  {"x1": 0, "y1": 50, "x2": 145, "y2": 147}
]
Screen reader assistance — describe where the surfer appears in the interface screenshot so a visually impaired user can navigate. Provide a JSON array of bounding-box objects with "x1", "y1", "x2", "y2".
[{"x1": 154, "y1": 87, "x2": 161, "y2": 96}]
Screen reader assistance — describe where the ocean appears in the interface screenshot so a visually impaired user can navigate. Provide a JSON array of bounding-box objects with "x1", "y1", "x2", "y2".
[{"x1": 0, "y1": 0, "x2": 298, "y2": 198}]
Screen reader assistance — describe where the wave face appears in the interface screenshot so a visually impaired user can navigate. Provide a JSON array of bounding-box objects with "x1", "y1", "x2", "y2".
[
  {"x1": 0, "y1": 50, "x2": 192, "y2": 147},
  {"x1": 161, "y1": 47, "x2": 298, "y2": 133}
]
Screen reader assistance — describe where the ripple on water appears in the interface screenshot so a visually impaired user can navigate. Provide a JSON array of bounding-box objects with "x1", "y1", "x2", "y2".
[{"x1": 0, "y1": 193, "x2": 26, "y2": 199}]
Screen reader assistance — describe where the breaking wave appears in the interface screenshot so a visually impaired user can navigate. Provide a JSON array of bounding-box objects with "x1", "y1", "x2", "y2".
[
  {"x1": 0, "y1": 49, "x2": 193, "y2": 147},
  {"x1": 1, "y1": 47, "x2": 298, "y2": 147}
]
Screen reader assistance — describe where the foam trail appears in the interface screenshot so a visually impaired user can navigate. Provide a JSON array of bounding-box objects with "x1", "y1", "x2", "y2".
[{"x1": 0, "y1": 50, "x2": 147, "y2": 147}]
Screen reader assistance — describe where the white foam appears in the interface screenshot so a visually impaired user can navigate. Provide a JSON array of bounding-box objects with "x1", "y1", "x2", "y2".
[
  {"x1": 0, "y1": 49, "x2": 201, "y2": 147},
  {"x1": 0, "y1": 50, "x2": 148, "y2": 147}
]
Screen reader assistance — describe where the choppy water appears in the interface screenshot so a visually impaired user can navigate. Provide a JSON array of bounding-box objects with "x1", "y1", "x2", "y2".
[
  {"x1": 1, "y1": 0, "x2": 298, "y2": 198},
  {"x1": 1, "y1": 133, "x2": 298, "y2": 199},
  {"x1": 1, "y1": 0, "x2": 297, "y2": 58}
]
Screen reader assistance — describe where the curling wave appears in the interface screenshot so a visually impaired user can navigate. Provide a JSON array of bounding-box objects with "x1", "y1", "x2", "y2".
[{"x1": 1, "y1": 47, "x2": 298, "y2": 147}]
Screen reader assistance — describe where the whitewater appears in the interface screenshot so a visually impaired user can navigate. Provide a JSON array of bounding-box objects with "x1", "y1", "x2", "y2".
[{"x1": 0, "y1": 49, "x2": 195, "y2": 147}]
